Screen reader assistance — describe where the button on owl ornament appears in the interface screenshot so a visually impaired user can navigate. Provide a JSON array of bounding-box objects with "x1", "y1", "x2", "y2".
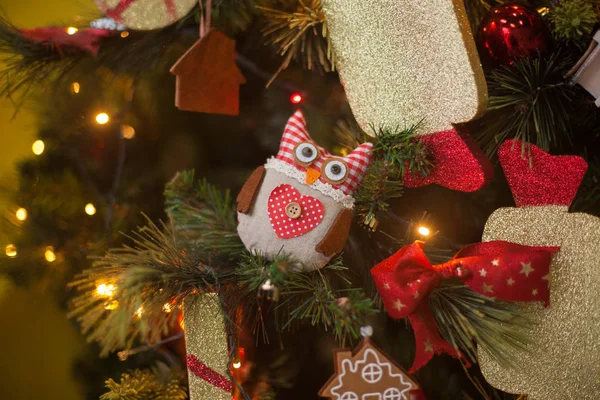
[{"x1": 236, "y1": 111, "x2": 373, "y2": 271}]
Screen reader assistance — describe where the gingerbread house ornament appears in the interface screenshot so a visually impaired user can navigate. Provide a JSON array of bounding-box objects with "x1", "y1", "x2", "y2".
[
  {"x1": 319, "y1": 338, "x2": 421, "y2": 400},
  {"x1": 170, "y1": 29, "x2": 246, "y2": 115}
]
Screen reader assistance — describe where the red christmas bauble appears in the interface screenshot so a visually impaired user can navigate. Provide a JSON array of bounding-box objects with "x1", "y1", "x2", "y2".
[{"x1": 476, "y1": 3, "x2": 551, "y2": 67}]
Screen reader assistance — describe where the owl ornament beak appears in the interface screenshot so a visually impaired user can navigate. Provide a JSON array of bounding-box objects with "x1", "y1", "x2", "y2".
[{"x1": 305, "y1": 168, "x2": 321, "y2": 184}]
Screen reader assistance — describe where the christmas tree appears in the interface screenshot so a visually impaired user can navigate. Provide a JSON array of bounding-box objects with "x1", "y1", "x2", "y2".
[{"x1": 0, "y1": 0, "x2": 598, "y2": 399}]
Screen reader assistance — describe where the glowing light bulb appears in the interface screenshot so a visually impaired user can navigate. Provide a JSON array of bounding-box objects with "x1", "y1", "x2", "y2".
[
  {"x1": 66, "y1": 27, "x2": 78, "y2": 35},
  {"x1": 417, "y1": 226, "x2": 431, "y2": 237},
  {"x1": 32, "y1": 140, "x2": 45, "y2": 155},
  {"x1": 120, "y1": 125, "x2": 135, "y2": 139},
  {"x1": 104, "y1": 300, "x2": 119, "y2": 310},
  {"x1": 163, "y1": 303, "x2": 173, "y2": 313},
  {"x1": 120, "y1": 31, "x2": 129, "y2": 38},
  {"x1": 85, "y1": 203, "x2": 97, "y2": 215},
  {"x1": 136, "y1": 307, "x2": 144, "y2": 318},
  {"x1": 16, "y1": 208, "x2": 27, "y2": 221},
  {"x1": 71, "y1": 82, "x2": 80, "y2": 94},
  {"x1": 96, "y1": 283, "x2": 116, "y2": 297},
  {"x1": 95, "y1": 112, "x2": 110, "y2": 125},
  {"x1": 290, "y1": 93, "x2": 303, "y2": 104},
  {"x1": 5, "y1": 244, "x2": 17, "y2": 257},
  {"x1": 45, "y1": 246, "x2": 56, "y2": 262},
  {"x1": 232, "y1": 359, "x2": 242, "y2": 369}
]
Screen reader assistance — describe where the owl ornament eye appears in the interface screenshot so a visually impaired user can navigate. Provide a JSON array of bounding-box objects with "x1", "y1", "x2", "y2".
[
  {"x1": 321, "y1": 159, "x2": 348, "y2": 184},
  {"x1": 294, "y1": 142, "x2": 320, "y2": 166}
]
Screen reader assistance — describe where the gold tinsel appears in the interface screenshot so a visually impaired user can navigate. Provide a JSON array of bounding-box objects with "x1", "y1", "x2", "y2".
[
  {"x1": 184, "y1": 293, "x2": 231, "y2": 400},
  {"x1": 479, "y1": 206, "x2": 600, "y2": 399},
  {"x1": 320, "y1": 0, "x2": 487, "y2": 136}
]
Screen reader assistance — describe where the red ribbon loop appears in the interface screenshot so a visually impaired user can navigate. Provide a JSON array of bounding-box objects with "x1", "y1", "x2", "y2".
[{"x1": 371, "y1": 240, "x2": 558, "y2": 372}]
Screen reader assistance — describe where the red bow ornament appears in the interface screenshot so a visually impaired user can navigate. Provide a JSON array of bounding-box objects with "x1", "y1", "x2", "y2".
[{"x1": 371, "y1": 240, "x2": 558, "y2": 372}]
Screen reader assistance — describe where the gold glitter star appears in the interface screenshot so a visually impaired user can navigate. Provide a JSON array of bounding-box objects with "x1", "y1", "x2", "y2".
[
  {"x1": 492, "y1": 259, "x2": 500, "y2": 266},
  {"x1": 393, "y1": 300, "x2": 406, "y2": 311},
  {"x1": 542, "y1": 273, "x2": 551, "y2": 282},
  {"x1": 507, "y1": 278, "x2": 515, "y2": 286},
  {"x1": 532, "y1": 289, "x2": 538, "y2": 296},
  {"x1": 482, "y1": 283, "x2": 494, "y2": 293},
  {"x1": 479, "y1": 268, "x2": 487, "y2": 277},
  {"x1": 424, "y1": 340, "x2": 434, "y2": 353},
  {"x1": 520, "y1": 261, "x2": 534, "y2": 277}
]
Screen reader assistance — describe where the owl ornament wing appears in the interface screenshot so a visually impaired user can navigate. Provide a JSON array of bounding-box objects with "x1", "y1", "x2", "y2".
[
  {"x1": 321, "y1": 0, "x2": 492, "y2": 192},
  {"x1": 236, "y1": 111, "x2": 373, "y2": 271}
]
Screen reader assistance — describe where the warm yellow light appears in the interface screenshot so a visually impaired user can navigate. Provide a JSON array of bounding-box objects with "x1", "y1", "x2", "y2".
[
  {"x1": 163, "y1": 303, "x2": 173, "y2": 313},
  {"x1": 71, "y1": 82, "x2": 80, "y2": 94},
  {"x1": 32, "y1": 140, "x2": 45, "y2": 155},
  {"x1": 5, "y1": 244, "x2": 17, "y2": 257},
  {"x1": 95, "y1": 112, "x2": 110, "y2": 125},
  {"x1": 96, "y1": 283, "x2": 116, "y2": 297},
  {"x1": 417, "y1": 226, "x2": 431, "y2": 237},
  {"x1": 179, "y1": 318, "x2": 185, "y2": 330},
  {"x1": 16, "y1": 208, "x2": 27, "y2": 221},
  {"x1": 232, "y1": 360, "x2": 242, "y2": 369},
  {"x1": 85, "y1": 203, "x2": 97, "y2": 216},
  {"x1": 537, "y1": 7, "x2": 549, "y2": 16},
  {"x1": 136, "y1": 307, "x2": 144, "y2": 318},
  {"x1": 121, "y1": 125, "x2": 135, "y2": 139},
  {"x1": 66, "y1": 26, "x2": 78, "y2": 35},
  {"x1": 45, "y1": 247, "x2": 56, "y2": 262},
  {"x1": 104, "y1": 300, "x2": 119, "y2": 310},
  {"x1": 120, "y1": 31, "x2": 129, "y2": 38}
]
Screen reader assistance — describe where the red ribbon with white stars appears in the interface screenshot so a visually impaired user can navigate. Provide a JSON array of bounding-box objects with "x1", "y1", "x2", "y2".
[{"x1": 371, "y1": 240, "x2": 559, "y2": 372}]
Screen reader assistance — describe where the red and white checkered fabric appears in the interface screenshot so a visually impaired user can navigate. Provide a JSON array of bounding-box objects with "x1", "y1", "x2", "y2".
[{"x1": 275, "y1": 110, "x2": 373, "y2": 196}]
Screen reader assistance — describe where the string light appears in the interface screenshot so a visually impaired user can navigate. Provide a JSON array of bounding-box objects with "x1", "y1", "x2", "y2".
[
  {"x1": 71, "y1": 82, "x2": 80, "y2": 94},
  {"x1": 96, "y1": 283, "x2": 116, "y2": 297},
  {"x1": 32, "y1": 140, "x2": 45, "y2": 155},
  {"x1": 66, "y1": 27, "x2": 78, "y2": 35},
  {"x1": 95, "y1": 112, "x2": 110, "y2": 125},
  {"x1": 85, "y1": 203, "x2": 97, "y2": 215},
  {"x1": 136, "y1": 307, "x2": 144, "y2": 318},
  {"x1": 15, "y1": 208, "x2": 27, "y2": 221},
  {"x1": 5, "y1": 244, "x2": 17, "y2": 257},
  {"x1": 162, "y1": 303, "x2": 173, "y2": 313},
  {"x1": 120, "y1": 31, "x2": 129, "y2": 38},
  {"x1": 120, "y1": 125, "x2": 135, "y2": 139},
  {"x1": 104, "y1": 300, "x2": 119, "y2": 310},
  {"x1": 417, "y1": 226, "x2": 431, "y2": 237},
  {"x1": 290, "y1": 93, "x2": 303, "y2": 104},
  {"x1": 45, "y1": 246, "x2": 57, "y2": 262},
  {"x1": 232, "y1": 358, "x2": 242, "y2": 369}
]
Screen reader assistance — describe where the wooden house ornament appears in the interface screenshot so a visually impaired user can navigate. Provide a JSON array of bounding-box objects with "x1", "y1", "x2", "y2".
[
  {"x1": 569, "y1": 30, "x2": 600, "y2": 107},
  {"x1": 170, "y1": 29, "x2": 246, "y2": 115},
  {"x1": 319, "y1": 338, "x2": 421, "y2": 400}
]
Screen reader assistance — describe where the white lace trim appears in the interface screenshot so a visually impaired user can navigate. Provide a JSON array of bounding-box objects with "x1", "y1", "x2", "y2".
[{"x1": 264, "y1": 157, "x2": 355, "y2": 209}]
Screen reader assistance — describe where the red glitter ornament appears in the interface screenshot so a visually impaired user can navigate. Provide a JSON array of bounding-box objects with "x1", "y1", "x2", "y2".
[
  {"x1": 476, "y1": 3, "x2": 551, "y2": 67},
  {"x1": 186, "y1": 354, "x2": 233, "y2": 393}
]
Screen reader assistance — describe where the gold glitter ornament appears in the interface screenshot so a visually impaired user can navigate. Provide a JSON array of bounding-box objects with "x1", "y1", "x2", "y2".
[
  {"x1": 184, "y1": 293, "x2": 232, "y2": 400},
  {"x1": 95, "y1": 0, "x2": 197, "y2": 31},
  {"x1": 478, "y1": 140, "x2": 600, "y2": 399},
  {"x1": 320, "y1": 0, "x2": 487, "y2": 137}
]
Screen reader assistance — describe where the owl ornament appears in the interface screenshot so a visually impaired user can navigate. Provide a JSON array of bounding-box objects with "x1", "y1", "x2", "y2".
[
  {"x1": 236, "y1": 111, "x2": 373, "y2": 271},
  {"x1": 478, "y1": 140, "x2": 600, "y2": 399},
  {"x1": 320, "y1": 0, "x2": 492, "y2": 192}
]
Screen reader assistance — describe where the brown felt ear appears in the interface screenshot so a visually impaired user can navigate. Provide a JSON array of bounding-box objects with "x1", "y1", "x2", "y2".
[
  {"x1": 237, "y1": 166, "x2": 266, "y2": 214},
  {"x1": 316, "y1": 208, "x2": 352, "y2": 257}
]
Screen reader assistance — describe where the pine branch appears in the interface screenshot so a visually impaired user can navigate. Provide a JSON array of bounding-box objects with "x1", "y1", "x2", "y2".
[
  {"x1": 164, "y1": 170, "x2": 245, "y2": 265},
  {"x1": 259, "y1": 0, "x2": 334, "y2": 86},
  {"x1": 68, "y1": 218, "x2": 230, "y2": 356},
  {"x1": 548, "y1": 0, "x2": 598, "y2": 48},
  {"x1": 100, "y1": 362, "x2": 187, "y2": 400},
  {"x1": 235, "y1": 253, "x2": 378, "y2": 345},
  {"x1": 354, "y1": 125, "x2": 431, "y2": 230},
  {"x1": 474, "y1": 53, "x2": 576, "y2": 156},
  {"x1": 429, "y1": 281, "x2": 532, "y2": 369}
]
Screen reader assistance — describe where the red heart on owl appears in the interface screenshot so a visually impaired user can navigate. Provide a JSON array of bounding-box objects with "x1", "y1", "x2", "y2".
[{"x1": 268, "y1": 184, "x2": 325, "y2": 239}]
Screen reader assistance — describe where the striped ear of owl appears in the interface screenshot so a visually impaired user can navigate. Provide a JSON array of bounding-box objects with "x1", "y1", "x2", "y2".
[{"x1": 236, "y1": 111, "x2": 373, "y2": 272}]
